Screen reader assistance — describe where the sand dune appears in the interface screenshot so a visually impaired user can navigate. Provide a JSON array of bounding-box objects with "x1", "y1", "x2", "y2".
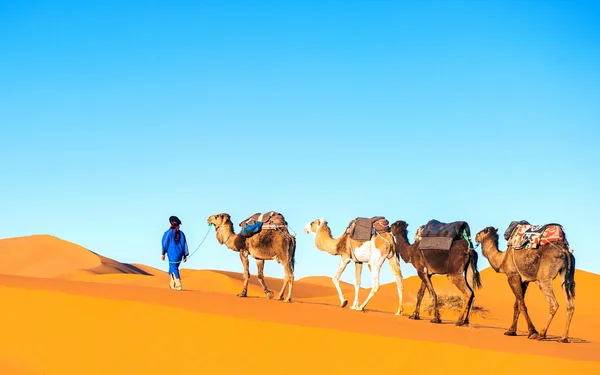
[
  {"x1": 0, "y1": 235, "x2": 150, "y2": 279},
  {"x1": 1, "y1": 234, "x2": 599, "y2": 374}
]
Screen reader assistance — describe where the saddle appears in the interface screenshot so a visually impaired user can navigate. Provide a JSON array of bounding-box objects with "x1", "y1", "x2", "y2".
[
  {"x1": 504, "y1": 220, "x2": 568, "y2": 250},
  {"x1": 345, "y1": 216, "x2": 390, "y2": 241},
  {"x1": 239, "y1": 211, "x2": 287, "y2": 237},
  {"x1": 418, "y1": 219, "x2": 472, "y2": 251}
]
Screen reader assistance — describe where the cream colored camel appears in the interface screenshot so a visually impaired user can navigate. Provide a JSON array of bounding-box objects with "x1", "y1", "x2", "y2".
[
  {"x1": 207, "y1": 213, "x2": 296, "y2": 302},
  {"x1": 304, "y1": 218, "x2": 403, "y2": 315}
]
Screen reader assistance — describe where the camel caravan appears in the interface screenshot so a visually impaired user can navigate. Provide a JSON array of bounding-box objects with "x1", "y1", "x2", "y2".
[{"x1": 205, "y1": 211, "x2": 577, "y2": 343}]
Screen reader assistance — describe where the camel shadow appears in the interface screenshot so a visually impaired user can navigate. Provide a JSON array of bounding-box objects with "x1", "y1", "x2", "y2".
[{"x1": 532, "y1": 334, "x2": 588, "y2": 344}]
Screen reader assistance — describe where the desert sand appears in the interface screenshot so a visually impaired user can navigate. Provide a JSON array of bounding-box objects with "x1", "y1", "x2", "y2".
[{"x1": 1, "y1": 234, "x2": 599, "y2": 374}]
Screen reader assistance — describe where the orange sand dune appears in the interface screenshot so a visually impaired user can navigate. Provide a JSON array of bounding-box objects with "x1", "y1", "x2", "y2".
[
  {"x1": 1, "y1": 234, "x2": 600, "y2": 374},
  {"x1": 0, "y1": 274, "x2": 599, "y2": 375},
  {"x1": 0, "y1": 235, "x2": 149, "y2": 279}
]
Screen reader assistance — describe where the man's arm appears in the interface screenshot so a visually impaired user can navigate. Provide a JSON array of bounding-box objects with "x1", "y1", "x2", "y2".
[
  {"x1": 162, "y1": 230, "x2": 171, "y2": 255},
  {"x1": 182, "y1": 232, "x2": 190, "y2": 257}
]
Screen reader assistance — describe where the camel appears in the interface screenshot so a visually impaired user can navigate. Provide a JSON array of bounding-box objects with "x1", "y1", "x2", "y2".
[
  {"x1": 474, "y1": 226, "x2": 575, "y2": 342},
  {"x1": 207, "y1": 213, "x2": 296, "y2": 302},
  {"x1": 303, "y1": 218, "x2": 404, "y2": 315},
  {"x1": 390, "y1": 220, "x2": 482, "y2": 325}
]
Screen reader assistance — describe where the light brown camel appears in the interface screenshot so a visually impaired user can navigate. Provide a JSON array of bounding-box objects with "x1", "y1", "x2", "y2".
[
  {"x1": 474, "y1": 226, "x2": 575, "y2": 342},
  {"x1": 390, "y1": 220, "x2": 482, "y2": 325},
  {"x1": 304, "y1": 218, "x2": 404, "y2": 315},
  {"x1": 207, "y1": 213, "x2": 296, "y2": 302}
]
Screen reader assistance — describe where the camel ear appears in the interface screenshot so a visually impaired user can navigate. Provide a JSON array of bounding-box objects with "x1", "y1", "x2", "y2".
[
  {"x1": 484, "y1": 227, "x2": 489, "y2": 233},
  {"x1": 494, "y1": 227, "x2": 498, "y2": 232}
]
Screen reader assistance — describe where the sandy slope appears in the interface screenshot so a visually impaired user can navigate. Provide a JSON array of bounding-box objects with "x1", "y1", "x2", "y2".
[{"x1": 0, "y1": 234, "x2": 599, "y2": 374}]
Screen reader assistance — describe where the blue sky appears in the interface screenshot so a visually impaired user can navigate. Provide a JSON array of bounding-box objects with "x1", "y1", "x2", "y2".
[{"x1": 1, "y1": 0, "x2": 599, "y2": 287}]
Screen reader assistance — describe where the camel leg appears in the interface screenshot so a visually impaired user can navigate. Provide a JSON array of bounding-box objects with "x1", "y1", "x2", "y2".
[
  {"x1": 447, "y1": 273, "x2": 474, "y2": 326},
  {"x1": 350, "y1": 262, "x2": 362, "y2": 310},
  {"x1": 422, "y1": 273, "x2": 441, "y2": 323},
  {"x1": 409, "y1": 280, "x2": 427, "y2": 320},
  {"x1": 535, "y1": 279, "x2": 559, "y2": 340},
  {"x1": 357, "y1": 256, "x2": 386, "y2": 311},
  {"x1": 505, "y1": 281, "x2": 529, "y2": 336},
  {"x1": 238, "y1": 251, "x2": 250, "y2": 297},
  {"x1": 283, "y1": 263, "x2": 294, "y2": 303},
  {"x1": 559, "y1": 270, "x2": 575, "y2": 343},
  {"x1": 256, "y1": 259, "x2": 274, "y2": 299},
  {"x1": 276, "y1": 275, "x2": 288, "y2": 301},
  {"x1": 333, "y1": 257, "x2": 352, "y2": 308},
  {"x1": 388, "y1": 256, "x2": 404, "y2": 316},
  {"x1": 506, "y1": 275, "x2": 538, "y2": 338}
]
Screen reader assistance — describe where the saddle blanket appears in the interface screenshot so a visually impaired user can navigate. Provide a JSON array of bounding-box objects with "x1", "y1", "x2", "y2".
[
  {"x1": 504, "y1": 220, "x2": 568, "y2": 250},
  {"x1": 346, "y1": 216, "x2": 390, "y2": 242},
  {"x1": 419, "y1": 219, "x2": 472, "y2": 251},
  {"x1": 239, "y1": 211, "x2": 287, "y2": 230}
]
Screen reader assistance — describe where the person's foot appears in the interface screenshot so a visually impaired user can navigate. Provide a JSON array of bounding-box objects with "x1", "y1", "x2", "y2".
[{"x1": 174, "y1": 278, "x2": 182, "y2": 290}]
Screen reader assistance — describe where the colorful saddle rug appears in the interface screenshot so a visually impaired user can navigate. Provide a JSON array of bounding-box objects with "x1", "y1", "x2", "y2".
[
  {"x1": 419, "y1": 219, "x2": 472, "y2": 251},
  {"x1": 345, "y1": 216, "x2": 390, "y2": 241},
  {"x1": 504, "y1": 220, "x2": 568, "y2": 250}
]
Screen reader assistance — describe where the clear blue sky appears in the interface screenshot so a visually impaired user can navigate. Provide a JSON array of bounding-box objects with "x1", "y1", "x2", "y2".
[{"x1": 1, "y1": 0, "x2": 599, "y2": 286}]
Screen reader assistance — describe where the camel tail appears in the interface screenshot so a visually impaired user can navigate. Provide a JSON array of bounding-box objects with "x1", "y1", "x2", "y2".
[
  {"x1": 562, "y1": 250, "x2": 576, "y2": 300},
  {"x1": 288, "y1": 235, "x2": 296, "y2": 273},
  {"x1": 467, "y1": 248, "x2": 482, "y2": 290}
]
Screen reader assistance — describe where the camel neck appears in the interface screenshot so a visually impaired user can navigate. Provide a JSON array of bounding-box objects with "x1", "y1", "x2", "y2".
[
  {"x1": 314, "y1": 225, "x2": 342, "y2": 255},
  {"x1": 481, "y1": 237, "x2": 505, "y2": 272},
  {"x1": 216, "y1": 224, "x2": 236, "y2": 248},
  {"x1": 392, "y1": 229, "x2": 414, "y2": 263}
]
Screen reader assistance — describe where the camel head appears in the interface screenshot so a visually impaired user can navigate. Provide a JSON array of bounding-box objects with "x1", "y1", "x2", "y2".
[
  {"x1": 390, "y1": 220, "x2": 409, "y2": 239},
  {"x1": 475, "y1": 226, "x2": 499, "y2": 244},
  {"x1": 207, "y1": 213, "x2": 233, "y2": 227},
  {"x1": 304, "y1": 218, "x2": 327, "y2": 235}
]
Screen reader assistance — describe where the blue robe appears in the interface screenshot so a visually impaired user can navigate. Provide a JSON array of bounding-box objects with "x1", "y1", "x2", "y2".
[{"x1": 162, "y1": 228, "x2": 189, "y2": 279}]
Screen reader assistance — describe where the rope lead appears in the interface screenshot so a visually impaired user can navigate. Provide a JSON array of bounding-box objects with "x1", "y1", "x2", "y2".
[{"x1": 165, "y1": 223, "x2": 213, "y2": 264}]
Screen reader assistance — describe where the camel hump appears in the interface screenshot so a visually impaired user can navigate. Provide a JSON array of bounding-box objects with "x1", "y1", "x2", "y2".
[
  {"x1": 419, "y1": 219, "x2": 472, "y2": 251},
  {"x1": 346, "y1": 216, "x2": 390, "y2": 241},
  {"x1": 506, "y1": 221, "x2": 568, "y2": 250}
]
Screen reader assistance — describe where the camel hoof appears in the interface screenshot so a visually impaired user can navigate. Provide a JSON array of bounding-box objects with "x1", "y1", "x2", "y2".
[
  {"x1": 430, "y1": 318, "x2": 442, "y2": 324},
  {"x1": 395, "y1": 311, "x2": 402, "y2": 316},
  {"x1": 408, "y1": 315, "x2": 420, "y2": 320},
  {"x1": 283, "y1": 298, "x2": 292, "y2": 303},
  {"x1": 456, "y1": 320, "x2": 468, "y2": 327},
  {"x1": 266, "y1": 291, "x2": 274, "y2": 299},
  {"x1": 528, "y1": 332, "x2": 540, "y2": 340},
  {"x1": 236, "y1": 293, "x2": 247, "y2": 298},
  {"x1": 341, "y1": 300, "x2": 348, "y2": 308},
  {"x1": 559, "y1": 338, "x2": 570, "y2": 343},
  {"x1": 504, "y1": 331, "x2": 517, "y2": 336}
]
